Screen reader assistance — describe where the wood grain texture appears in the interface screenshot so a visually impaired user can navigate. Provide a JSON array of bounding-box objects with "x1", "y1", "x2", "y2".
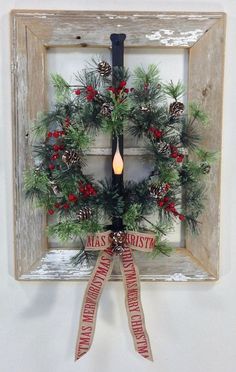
[
  {"x1": 19, "y1": 248, "x2": 215, "y2": 281},
  {"x1": 11, "y1": 10, "x2": 224, "y2": 48},
  {"x1": 11, "y1": 10, "x2": 225, "y2": 281},
  {"x1": 187, "y1": 16, "x2": 225, "y2": 278},
  {"x1": 11, "y1": 18, "x2": 47, "y2": 278}
]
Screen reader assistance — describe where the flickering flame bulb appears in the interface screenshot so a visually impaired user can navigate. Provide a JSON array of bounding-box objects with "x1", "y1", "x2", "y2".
[{"x1": 113, "y1": 141, "x2": 123, "y2": 175}]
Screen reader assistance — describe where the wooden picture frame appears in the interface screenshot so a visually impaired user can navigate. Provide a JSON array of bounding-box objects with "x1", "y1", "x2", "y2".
[{"x1": 11, "y1": 10, "x2": 225, "y2": 281}]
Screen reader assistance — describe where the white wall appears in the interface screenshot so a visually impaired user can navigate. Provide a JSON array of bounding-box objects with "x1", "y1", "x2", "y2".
[{"x1": 0, "y1": 1, "x2": 235, "y2": 371}]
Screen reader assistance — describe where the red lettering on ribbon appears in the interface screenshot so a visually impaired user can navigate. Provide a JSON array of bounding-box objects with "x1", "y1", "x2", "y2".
[
  {"x1": 121, "y1": 248, "x2": 153, "y2": 361},
  {"x1": 76, "y1": 231, "x2": 155, "y2": 362},
  {"x1": 75, "y1": 249, "x2": 114, "y2": 360}
]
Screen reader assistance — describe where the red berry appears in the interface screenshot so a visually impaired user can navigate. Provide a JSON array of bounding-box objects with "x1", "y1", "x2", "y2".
[
  {"x1": 124, "y1": 88, "x2": 129, "y2": 94},
  {"x1": 54, "y1": 203, "x2": 60, "y2": 208},
  {"x1": 155, "y1": 130, "x2": 163, "y2": 138},
  {"x1": 63, "y1": 203, "x2": 70, "y2": 209},
  {"x1": 158, "y1": 200, "x2": 164, "y2": 207},
  {"x1": 68, "y1": 194, "x2": 77, "y2": 202},
  {"x1": 86, "y1": 85, "x2": 94, "y2": 92},
  {"x1": 51, "y1": 153, "x2": 59, "y2": 160},
  {"x1": 74, "y1": 89, "x2": 81, "y2": 95},
  {"x1": 59, "y1": 145, "x2": 64, "y2": 150},
  {"x1": 49, "y1": 163, "x2": 55, "y2": 170},
  {"x1": 179, "y1": 214, "x2": 185, "y2": 221},
  {"x1": 107, "y1": 86, "x2": 116, "y2": 93},
  {"x1": 53, "y1": 144, "x2": 60, "y2": 151},
  {"x1": 176, "y1": 155, "x2": 184, "y2": 163},
  {"x1": 48, "y1": 209, "x2": 54, "y2": 215},
  {"x1": 47, "y1": 132, "x2": 53, "y2": 138},
  {"x1": 53, "y1": 131, "x2": 59, "y2": 138},
  {"x1": 119, "y1": 80, "x2": 126, "y2": 88},
  {"x1": 163, "y1": 196, "x2": 169, "y2": 203},
  {"x1": 171, "y1": 153, "x2": 178, "y2": 158}
]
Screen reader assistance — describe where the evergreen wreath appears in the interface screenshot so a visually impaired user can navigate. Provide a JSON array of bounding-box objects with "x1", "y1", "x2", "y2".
[{"x1": 24, "y1": 60, "x2": 215, "y2": 265}]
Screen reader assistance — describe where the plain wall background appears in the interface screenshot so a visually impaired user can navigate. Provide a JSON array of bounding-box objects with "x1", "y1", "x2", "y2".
[{"x1": 0, "y1": 1, "x2": 235, "y2": 371}]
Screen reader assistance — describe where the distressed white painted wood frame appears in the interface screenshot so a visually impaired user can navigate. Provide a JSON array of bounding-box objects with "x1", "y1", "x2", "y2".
[{"x1": 11, "y1": 10, "x2": 225, "y2": 281}]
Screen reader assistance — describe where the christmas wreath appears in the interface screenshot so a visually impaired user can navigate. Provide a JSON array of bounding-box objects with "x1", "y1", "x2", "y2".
[
  {"x1": 25, "y1": 59, "x2": 213, "y2": 261},
  {"x1": 24, "y1": 57, "x2": 215, "y2": 361}
]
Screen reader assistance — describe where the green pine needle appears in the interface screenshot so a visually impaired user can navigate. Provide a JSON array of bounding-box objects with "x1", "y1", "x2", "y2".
[
  {"x1": 189, "y1": 102, "x2": 208, "y2": 125},
  {"x1": 196, "y1": 148, "x2": 219, "y2": 163},
  {"x1": 51, "y1": 74, "x2": 70, "y2": 103},
  {"x1": 163, "y1": 80, "x2": 185, "y2": 100},
  {"x1": 123, "y1": 203, "x2": 142, "y2": 230},
  {"x1": 133, "y1": 64, "x2": 160, "y2": 85},
  {"x1": 48, "y1": 219, "x2": 102, "y2": 241}
]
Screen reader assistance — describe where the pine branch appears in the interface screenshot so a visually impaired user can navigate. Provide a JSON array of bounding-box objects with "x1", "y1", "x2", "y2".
[
  {"x1": 151, "y1": 239, "x2": 173, "y2": 257},
  {"x1": 163, "y1": 80, "x2": 185, "y2": 100},
  {"x1": 71, "y1": 249, "x2": 98, "y2": 267},
  {"x1": 51, "y1": 74, "x2": 71, "y2": 103},
  {"x1": 180, "y1": 117, "x2": 201, "y2": 150},
  {"x1": 123, "y1": 203, "x2": 142, "y2": 230},
  {"x1": 133, "y1": 64, "x2": 160, "y2": 85},
  {"x1": 189, "y1": 102, "x2": 208, "y2": 125},
  {"x1": 48, "y1": 219, "x2": 102, "y2": 241}
]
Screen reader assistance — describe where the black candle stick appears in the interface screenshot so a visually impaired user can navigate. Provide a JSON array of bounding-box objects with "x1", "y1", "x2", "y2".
[{"x1": 110, "y1": 33, "x2": 126, "y2": 232}]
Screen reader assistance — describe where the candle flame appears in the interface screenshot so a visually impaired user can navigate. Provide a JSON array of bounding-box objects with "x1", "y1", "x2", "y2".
[{"x1": 113, "y1": 140, "x2": 123, "y2": 175}]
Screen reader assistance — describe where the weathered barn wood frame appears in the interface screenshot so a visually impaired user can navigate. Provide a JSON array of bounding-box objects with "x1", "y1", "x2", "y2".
[{"x1": 11, "y1": 10, "x2": 225, "y2": 281}]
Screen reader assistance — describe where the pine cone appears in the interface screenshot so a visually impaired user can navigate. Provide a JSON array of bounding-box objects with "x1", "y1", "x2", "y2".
[
  {"x1": 200, "y1": 162, "x2": 211, "y2": 174},
  {"x1": 169, "y1": 101, "x2": 185, "y2": 117},
  {"x1": 156, "y1": 141, "x2": 171, "y2": 157},
  {"x1": 62, "y1": 150, "x2": 80, "y2": 166},
  {"x1": 100, "y1": 102, "x2": 114, "y2": 117},
  {"x1": 149, "y1": 183, "x2": 170, "y2": 199},
  {"x1": 76, "y1": 207, "x2": 93, "y2": 222},
  {"x1": 97, "y1": 61, "x2": 112, "y2": 77},
  {"x1": 110, "y1": 231, "x2": 126, "y2": 255}
]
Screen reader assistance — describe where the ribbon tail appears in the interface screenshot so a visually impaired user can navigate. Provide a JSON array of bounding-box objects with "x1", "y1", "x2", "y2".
[
  {"x1": 75, "y1": 248, "x2": 114, "y2": 361},
  {"x1": 120, "y1": 247, "x2": 153, "y2": 361}
]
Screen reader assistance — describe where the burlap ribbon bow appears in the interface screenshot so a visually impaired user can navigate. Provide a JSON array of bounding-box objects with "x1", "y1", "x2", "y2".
[{"x1": 75, "y1": 230, "x2": 155, "y2": 361}]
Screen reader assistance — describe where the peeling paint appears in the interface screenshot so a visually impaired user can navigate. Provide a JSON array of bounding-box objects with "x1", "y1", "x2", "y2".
[
  {"x1": 160, "y1": 29, "x2": 175, "y2": 35},
  {"x1": 169, "y1": 273, "x2": 189, "y2": 281},
  {"x1": 146, "y1": 31, "x2": 162, "y2": 41},
  {"x1": 146, "y1": 28, "x2": 204, "y2": 46}
]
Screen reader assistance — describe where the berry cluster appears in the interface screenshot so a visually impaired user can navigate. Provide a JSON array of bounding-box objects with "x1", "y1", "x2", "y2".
[
  {"x1": 47, "y1": 130, "x2": 65, "y2": 138},
  {"x1": 107, "y1": 80, "x2": 129, "y2": 95},
  {"x1": 79, "y1": 182, "x2": 97, "y2": 197},
  {"x1": 170, "y1": 145, "x2": 184, "y2": 163},
  {"x1": 47, "y1": 195, "x2": 77, "y2": 215},
  {"x1": 86, "y1": 85, "x2": 98, "y2": 101},
  {"x1": 148, "y1": 126, "x2": 163, "y2": 139},
  {"x1": 157, "y1": 196, "x2": 185, "y2": 221},
  {"x1": 48, "y1": 143, "x2": 65, "y2": 171}
]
